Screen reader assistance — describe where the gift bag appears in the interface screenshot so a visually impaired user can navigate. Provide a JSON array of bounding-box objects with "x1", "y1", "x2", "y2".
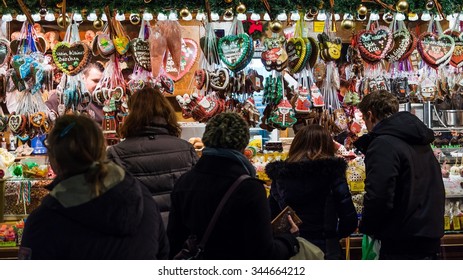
[{"x1": 361, "y1": 235, "x2": 381, "y2": 260}]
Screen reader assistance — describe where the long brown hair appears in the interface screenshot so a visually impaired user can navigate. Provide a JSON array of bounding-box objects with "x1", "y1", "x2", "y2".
[
  {"x1": 287, "y1": 124, "x2": 335, "y2": 162},
  {"x1": 47, "y1": 114, "x2": 108, "y2": 196},
  {"x1": 118, "y1": 87, "x2": 181, "y2": 138}
]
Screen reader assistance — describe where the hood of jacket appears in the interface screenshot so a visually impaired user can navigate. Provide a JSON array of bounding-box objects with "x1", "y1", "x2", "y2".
[
  {"x1": 42, "y1": 163, "x2": 144, "y2": 236},
  {"x1": 354, "y1": 111, "x2": 434, "y2": 153},
  {"x1": 266, "y1": 157, "x2": 347, "y2": 183}
]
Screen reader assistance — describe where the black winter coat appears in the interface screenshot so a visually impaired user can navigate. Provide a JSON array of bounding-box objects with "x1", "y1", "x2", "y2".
[
  {"x1": 20, "y1": 173, "x2": 169, "y2": 259},
  {"x1": 354, "y1": 111, "x2": 445, "y2": 254},
  {"x1": 167, "y1": 155, "x2": 299, "y2": 260},
  {"x1": 266, "y1": 158, "x2": 358, "y2": 248},
  {"x1": 107, "y1": 126, "x2": 198, "y2": 226}
]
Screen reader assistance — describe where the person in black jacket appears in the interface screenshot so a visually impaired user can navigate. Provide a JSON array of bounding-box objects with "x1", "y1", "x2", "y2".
[
  {"x1": 168, "y1": 112, "x2": 300, "y2": 260},
  {"x1": 354, "y1": 90, "x2": 445, "y2": 260},
  {"x1": 266, "y1": 124, "x2": 358, "y2": 259},
  {"x1": 107, "y1": 87, "x2": 198, "y2": 227},
  {"x1": 19, "y1": 115, "x2": 168, "y2": 260}
]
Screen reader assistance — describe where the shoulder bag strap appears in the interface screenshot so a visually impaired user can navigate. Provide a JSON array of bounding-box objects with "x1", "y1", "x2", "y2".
[{"x1": 198, "y1": 174, "x2": 251, "y2": 249}]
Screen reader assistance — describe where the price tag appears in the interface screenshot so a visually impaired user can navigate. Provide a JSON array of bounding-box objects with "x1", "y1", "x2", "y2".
[
  {"x1": 349, "y1": 181, "x2": 365, "y2": 192},
  {"x1": 454, "y1": 216, "x2": 461, "y2": 230},
  {"x1": 444, "y1": 216, "x2": 451, "y2": 230},
  {"x1": 313, "y1": 21, "x2": 325, "y2": 33}
]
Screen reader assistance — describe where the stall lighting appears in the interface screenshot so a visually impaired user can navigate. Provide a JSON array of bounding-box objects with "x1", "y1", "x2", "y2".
[
  {"x1": 87, "y1": 11, "x2": 97, "y2": 21},
  {"x1": 16, "y1": 14, "x2": 27, "y2": 22},
  {"x1": 157, "y1": 12, "x2": 167, "y2": 21},
  {"x1": 115, "y1": 12, "x2": 125, "y2": 21},
  {"x1": 316, "y1": 11, "x2": 326, "y2": 21},
  {"x1": 369, "y1": 12, "x2": 379, "y2": 21},
  {"x1": 277, "y1": 12, "x2": 287, "y2": 21},
  {"x1": 101, "y1": 14, "x2": 108, "y2": 21},
  {"x1": 237, "y1": 13, "x2": 247, "y2": 20},
  {"x1": 211, "y1": 12, "x2": 220, "y2": 21},
  {"x1": 290, "y1": 11, "x2": 300, "y2": 21},
  {"x1": 396, "y1": 13, "x2": 405, "y2": 21},
  {"x1": 343, "y1": 13, "x2": 353, "y2": 20},
  {"x1": 73, "y1": 13, "x2": 83, "y2": 22},
  {"x1": 143, "y1": 12, "x2": 154, "y2": 21},
  {"x1": 263, "y1": 13, "x2": 271, "y2": 21},
  {"x1": 195, "y1": 12, "x2": 206, "y2": 21},
  {"x1": 32, "y1": 13, "x2": 41, "y2": 22},
  {"x1": 2, "y1": 14, "x2": 12, "y2": 22},
  {"x1": 168, "y1": 11, "x2": 178, "y2": 21},
  {"x1": 250, "y1": 13, "x2": 260, "y2": 21},
  {"x1": 421, "y1": 11, "x2": 431, "y2": 21}
]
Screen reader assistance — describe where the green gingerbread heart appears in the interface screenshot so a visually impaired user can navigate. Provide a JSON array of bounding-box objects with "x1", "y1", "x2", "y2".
[{"x1": 218, "y1": 33, "x2": 253, "y2": 71}]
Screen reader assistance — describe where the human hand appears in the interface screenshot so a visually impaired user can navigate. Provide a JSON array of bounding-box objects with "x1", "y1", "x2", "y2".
[{"x1": 287, "y1": 215, "x2": 299, "y2": 236}]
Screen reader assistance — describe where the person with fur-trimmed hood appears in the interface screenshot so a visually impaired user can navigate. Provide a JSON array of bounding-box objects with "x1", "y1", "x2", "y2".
[{"x1": 266, "y1": 124, "x2": 358, "y2": 260}]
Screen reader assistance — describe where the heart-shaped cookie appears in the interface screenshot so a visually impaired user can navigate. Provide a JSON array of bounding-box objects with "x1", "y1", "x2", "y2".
[
  {"x1": 0, "y1": 38, "x2": 10, "y2": 67},
  {"x1": 209, "y1": 68, "x2": 230, "y2": 91},
  {"x1": 113, "y1": 35, "x2": 130, "y2": 55},
  {"x1": 52, "y1": 42, "x2": 90, "y2": 76},
  {"x1": 261, "y1": 36, "x2": 288, "y2": 72},
  {"x1": 194, "y1": 69, "x2": 208, "y2": 90},
  {"x1": 418, "y1": 32, "x2": 455, "y2": 68},
  {"x1": 286, "y1": 37, "x2": 307, "y2": 73},
  {"x1": 160, "y1": 75, "x2": 174, "y2": 94},
  {"x1": 12, "y1": 55, "x2": 34, "y2": 79},
  {"x1": 110, "y1": 87, "x2": 124, "y2": 101},
  {"x1": 29, "y1": 112, "x2": 46, "y2": 128},
  {"x1": 164, "y1": 38, "x2": 198, "y2": 82},
  {"x1": 386, "y1": 29, "x2": 412, "y2": 62},
  {"x1": 8, "y1": 114, "x2": 25, "y2": 134},
  {"x1": 97, "y1": 34, "x2": 115, "y2": 57},
  {"x1": 444, "y1": 30, "x2": 463, "y2": 68},
  {"x1": 130, "y1": 38, "x2": 151, "y2": 71},
  {"x1": 218, "y1": 33, "x2": 252, "y2": 70},
  {"x1": 357, "y1": 26, "x2": 393, "y2": 63}
]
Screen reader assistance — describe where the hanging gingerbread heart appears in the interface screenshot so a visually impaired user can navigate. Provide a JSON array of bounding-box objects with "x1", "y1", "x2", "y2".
[
  {"x1": 444, "y1": 30, "x2": 463, "y2": 68},
  {"x1": 218, "y1": 33, "x2": 253, "y2": 70},
  {"x1": 286, "y1": 37, "x2": 307, "y2": 73},
  {"x1": 399, "y1": 32, "x2": 418, "y2": 61},
  {"x1": 113, "y1": 35, "x2": 130, "y2": 55},
  {"x1": 357, "y1": 26, "x2": 393, "y2": 63},
  {"x1": 164, "y1": 38, "x2": 198, "y2": 82},
  {"x1": 160, "y1": 74, "x2": 174, "y2": 94},
  {"x1": 8, "y1": 114, "x2": 26, "y2": 134},
  {"x1": 418, "y1": 32, "x2": 454, "y2": 68},
  {"x1": 386, "y1": 29, "x2": 412, "y2": 62},
  {"x1": 209, "y1": 68, "x2": 230, "y2": 91},
  {"x1": 130, "y1": 38, "x2": 151, "y2": 71},
  {"x1": 194, "y1": 69, "x2": 208, "y2": 90},
  {"x1": 52, "y1": 42, "x2": 90, "y2": 76},
  {"x1": 97, "y1": 34, "x2": 115, "y2": 57},
  {"x1": 261, "y1": 36, "x2": 288, "y2": 72},
  {"x1": 29, "y1": 112, "x2": 46, "y2": 128},
  {"x1": 318, "y1": 32, "x2": 342, "y2": 61}
]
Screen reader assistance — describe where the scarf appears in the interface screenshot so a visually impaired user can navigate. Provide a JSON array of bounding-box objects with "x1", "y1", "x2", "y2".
[{"x1": 202, "y1": 147, "x2": 256, "y2": 178}]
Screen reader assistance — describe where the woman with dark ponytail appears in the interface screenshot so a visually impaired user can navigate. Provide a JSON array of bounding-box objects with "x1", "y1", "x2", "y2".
[{"x1": 19, "y1": 115, "x2": 168, "y2": 260}]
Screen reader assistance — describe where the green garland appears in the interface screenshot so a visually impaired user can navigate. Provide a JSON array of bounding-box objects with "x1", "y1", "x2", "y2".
[{"x1": 0, "y1": 0, "x2": 459, "y2": 17}]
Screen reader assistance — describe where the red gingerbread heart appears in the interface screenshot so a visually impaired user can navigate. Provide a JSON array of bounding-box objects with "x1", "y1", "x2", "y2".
[
  {"x1": 164, "y1": 38, "x2": 198, "y2": 82},
  {"x1": 357, "y1": 26, "x2": 393, "y2": 63},
  {"x1": 418, "y1": 32, "x2": 454, "y2": 68},
  {"x1": 444, "y1": 30, "x2": 463, "y2": 68}
]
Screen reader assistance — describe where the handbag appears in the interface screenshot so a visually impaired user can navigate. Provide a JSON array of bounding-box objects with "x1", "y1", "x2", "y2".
[
  {"x1": 173, "y1": 174, "x2": 251, "y2": 260},
  {"x1": 290, "y1": 237, "x2": 324, "y2": 260}
]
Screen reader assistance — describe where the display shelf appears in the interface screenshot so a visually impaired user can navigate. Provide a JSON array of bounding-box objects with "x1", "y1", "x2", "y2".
[{"x1": 341, "y1": 234, "x2": 463, "y2": 260}]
